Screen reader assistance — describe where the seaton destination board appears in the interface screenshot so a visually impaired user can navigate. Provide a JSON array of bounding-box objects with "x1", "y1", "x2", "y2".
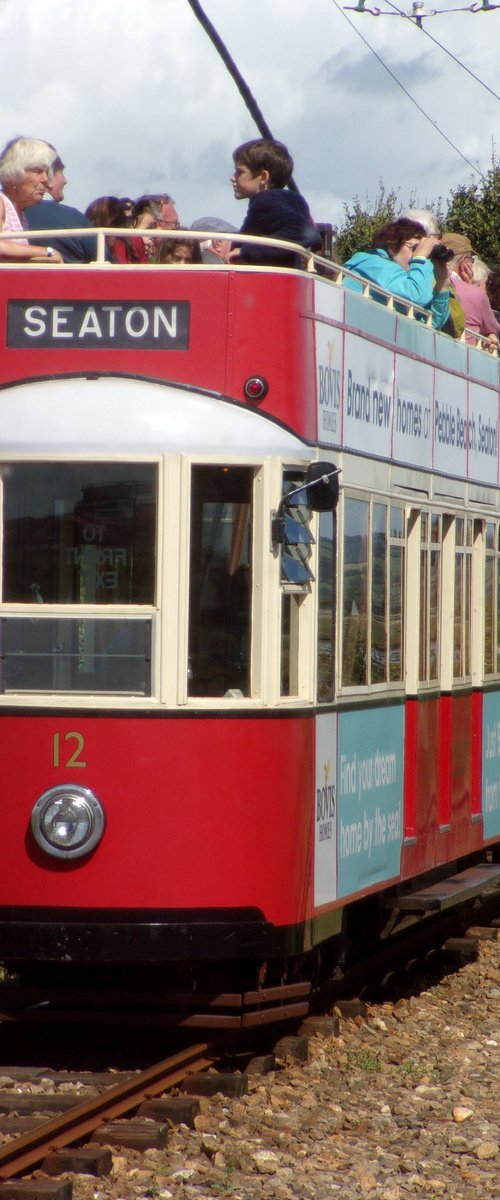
[{"x1": 7, "y1": 300, "x2": 190, "y2": 350}]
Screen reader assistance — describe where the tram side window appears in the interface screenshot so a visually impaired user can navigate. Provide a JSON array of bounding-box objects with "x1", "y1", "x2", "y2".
[
  {"x1": 484, "y1": 521, "x2": 499, "y2": 676},
  {"x1": 0, "y1": 462, "x2": 156, "y2": 695},
  {"x1": 2, "y1": 463, "x2": 156, "y2": 604},
  {"x1": 342, "y1": 499, "x2": 368, "y2": 686},
  {"x1": 280, "y1": 472, "x2": 314, "y2": 698},
  {"x1": 342, "y1": 499, "x2": 404, "y2": 689},
  {"x1": 453, "y1": 517, "x2": 472, "y2": 680},
  {"x1": 419, "y1": 512, "x2": 441, "y2": 684},
  {"x1": 317, "y1": 510, "x2": 336, "y2": 702},
  {"x1": 188, "y1": 465, "x2": 252, "y2": 697},
  {"x1": 389, "y1": 507, "x2": 405, "y2": 683},
  {"x1": 371, "y1": 503, "x2": 387, "y2": 683}
]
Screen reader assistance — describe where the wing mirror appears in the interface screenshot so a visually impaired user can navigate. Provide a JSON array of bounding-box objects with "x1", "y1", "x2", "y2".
[{"x1": 272, "y1": 461, "x2": 340, "y2": 546}]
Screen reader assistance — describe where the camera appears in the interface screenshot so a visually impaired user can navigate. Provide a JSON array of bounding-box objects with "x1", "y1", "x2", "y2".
[{"x1": 430, "y1": 243, "x2": 454, "y2": 263}]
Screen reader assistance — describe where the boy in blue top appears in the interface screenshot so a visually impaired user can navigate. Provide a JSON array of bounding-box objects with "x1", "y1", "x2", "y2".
[{"x1": 230, "y1": 138, "x2": 322, "y2": 267}]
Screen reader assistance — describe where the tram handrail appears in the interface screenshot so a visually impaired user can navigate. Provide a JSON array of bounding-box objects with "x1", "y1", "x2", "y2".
[{"x1": 0, "y1": 225, "x2": 497, "y2": 354}]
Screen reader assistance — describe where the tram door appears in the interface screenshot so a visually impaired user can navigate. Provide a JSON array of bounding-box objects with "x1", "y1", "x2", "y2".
[{"x1": 188, "y1": 465, "x2": 252, "y2": 698}]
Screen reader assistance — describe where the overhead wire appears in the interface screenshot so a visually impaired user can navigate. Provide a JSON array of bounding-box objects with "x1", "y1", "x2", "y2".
[
  {"x1": 185, "y1": 0, "x2": 299, "y2": 189},
  {"x1": 383, "y1": 0, "x2": 500, "y2": 104},
  {"x1": 186, "y1": 0, "x2": 486, "y2": 184},
  {"x1": 328, "y1": 0, "x2": 485, "y2": 176}
]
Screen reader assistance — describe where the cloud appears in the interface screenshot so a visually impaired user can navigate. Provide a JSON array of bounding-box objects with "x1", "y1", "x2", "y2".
[
  {"x1": 0, "y1": 0, "x2": 498, "y2": 233},
  {"x1": 320, "y1": 46, "x2": 437, "y2": 95}
]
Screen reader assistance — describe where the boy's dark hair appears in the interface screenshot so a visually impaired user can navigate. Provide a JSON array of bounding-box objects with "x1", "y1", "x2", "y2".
[{"x1": 232, "y1": 138, "x2": 293, "y2": 189}]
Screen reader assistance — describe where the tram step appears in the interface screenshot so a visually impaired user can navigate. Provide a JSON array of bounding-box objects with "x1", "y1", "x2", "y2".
[{"x1": 396, "y1": 862, "x2": 500, "y2": 912}]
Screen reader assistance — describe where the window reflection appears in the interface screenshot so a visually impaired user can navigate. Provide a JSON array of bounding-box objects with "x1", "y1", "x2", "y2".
[
  {"x1": 454, "y1": 517, "x2": 472, "y2": 681},
  {"x1": 317, "y1": 510, "x2": 335, "y2": 702},
  {"x1": 389, "y1": 505, "x2": 405, "y2": 683},
  {"x1": 0, "y1": 617, "x2": 151, "y2": 694},
  {"x1": 419, "y1": 511, "x2": 441, "y2": 684},
  {"x1": 371, "y1": 503, "x2": 386, "y2": 683},
  {"x1": 342, "y1": 499, "x2": 404, "y2": 690},
  {"x1": 188, "y1": 466, "x2": 252, "y2": 697},
  {"x1": 342, "y1": 499, "x2": 368, "y2": 686},
  {"x1": 2, "y1": 463, "x2": 156, "y2": 605}
]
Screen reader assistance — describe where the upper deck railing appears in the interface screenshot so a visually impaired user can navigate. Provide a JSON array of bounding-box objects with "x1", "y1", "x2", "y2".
[{"x1": 0, "y1": 226, "x2": 497, "y2": 356}]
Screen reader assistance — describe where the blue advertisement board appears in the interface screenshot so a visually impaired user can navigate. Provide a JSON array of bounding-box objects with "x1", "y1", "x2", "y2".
[
  {"x1": 482, "y1": 693, "x2": 500, "y2": 841},
  {"x1": 337, "y1": 705, "x2": 404, "y2": 898}
]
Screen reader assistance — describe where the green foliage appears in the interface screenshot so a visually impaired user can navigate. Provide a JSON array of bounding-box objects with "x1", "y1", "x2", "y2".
[
  {"x1": 330, "y1": 152, "x2": 499, "y2": 268},
  {"x1": 396, "y1": 1058, "x2": 420, "y2": 1078},
  {"x1": 332, "y1": 182, "x2": 404, "y2": 263},
  {"x1": 444, "y1": 157, "x2": 500, "y2": 266},
  {"x1": 212, "y1": 1157, "x2": 240, "y2": 1193},
  {"x1": 346, "y1": 1047, "x2": 380, "y2": 1071}
]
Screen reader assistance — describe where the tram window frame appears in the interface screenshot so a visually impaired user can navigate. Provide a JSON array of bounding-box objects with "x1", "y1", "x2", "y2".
[
  {"x1": 0, "y1": 458, "x2": 158, "y2": 698},
  {"x1": 418, "y1": 510, "x2": 442, "y2": 688},
  {"x1": 484, "y1": 520, "x2": 500, "y2": 678},
  {"x1": 278, "y1": 468, "x2": 315, "y2": 701},
  {"x1": 453, "y1": 516, "x2": 473, "y2": 683},
  {"x1": 187, "y1": 464, "x2": 254, "y2": 700},
  {"x1": 316, "y1": 508, "x2": 336, "y2": 703},
  {"x1": 340, "y1": 494, "x2": 405, "y2": 693}
]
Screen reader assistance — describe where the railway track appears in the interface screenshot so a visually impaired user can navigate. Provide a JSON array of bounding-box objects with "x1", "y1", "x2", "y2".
[
  {"x1": 1, "y1": 895, "x2": 500, "y2": 1192},
  {"x1": 0, "y1": 1040, "x2": 226, "y2": 1181}
]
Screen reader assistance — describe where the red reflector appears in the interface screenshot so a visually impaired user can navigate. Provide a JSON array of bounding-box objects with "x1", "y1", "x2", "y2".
[{"x1": 243, "y1": 376, "x2": 269, "y2": 403}]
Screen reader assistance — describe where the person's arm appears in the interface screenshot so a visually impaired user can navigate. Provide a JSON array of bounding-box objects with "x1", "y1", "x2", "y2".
[
  {"x1": 478, "y1": 291, "x2": 500, "y2": 337},
  {"x1": 429, "y1": 288, "x2": 451, "y2": 331},
  {"x1": 354, "y1": 253, "x2": 436, "y2": 306},
  {"x1": 428, "y1": 258, "x2": 450, "y2": 331},
  {"x1": 0, "y1": 199, "x2": 63, "y2": 262}
]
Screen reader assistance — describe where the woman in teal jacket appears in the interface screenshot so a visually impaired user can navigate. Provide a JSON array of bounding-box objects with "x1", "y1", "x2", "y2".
[{"x1": 343, "y1": 218, "x2": 450, "y2": 331}]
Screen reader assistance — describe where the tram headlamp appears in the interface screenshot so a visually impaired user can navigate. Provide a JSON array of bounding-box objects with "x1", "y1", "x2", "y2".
[{"x1": 31, "y1": 785, "x2": 105, "y2": 860}]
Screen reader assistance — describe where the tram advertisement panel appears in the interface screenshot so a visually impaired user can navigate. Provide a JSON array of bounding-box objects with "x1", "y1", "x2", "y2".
[
  {"x1": 336, "y1": 706, "x2": 404, "y2": 898},
  {"x1": 314, "y1": 712, "x2": 338, "y2": 906},
  {"x1": 342, "y1": 333, "x2": 393, "y2": 460},
  {"x1": 392, "y1": 356, "x2": 433, "y2": 470},
  {"x1": 314, "y1": 282, "x2": 344, "y2": 447},
  {"x1": 433, "y1": 370, "x2": 468, "y2": 478},
  {"x1": 482, "y1": 694, "x2": 500, "y2": 841},
  {"x1": 468, "y1": 382, "x2": 498, "y2": 486}
]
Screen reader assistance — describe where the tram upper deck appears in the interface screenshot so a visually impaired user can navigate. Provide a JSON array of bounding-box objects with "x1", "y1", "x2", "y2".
[{"x1": 0, "y1": 228, "x2": 499, "y2": 496}]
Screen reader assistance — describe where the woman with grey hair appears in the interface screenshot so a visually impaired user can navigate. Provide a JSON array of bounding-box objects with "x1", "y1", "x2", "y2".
[{"x1": 0, "y1": 137, "x2": 63, "y2": 262}]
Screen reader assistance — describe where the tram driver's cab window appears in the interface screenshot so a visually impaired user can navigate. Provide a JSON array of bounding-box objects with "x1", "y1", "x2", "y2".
[
  {"x1": 0, "y1": 462, "x2": 156, "y2": 694},
  {"x1": 188, "y1": 465, "x2": 252, "y2": 697}
]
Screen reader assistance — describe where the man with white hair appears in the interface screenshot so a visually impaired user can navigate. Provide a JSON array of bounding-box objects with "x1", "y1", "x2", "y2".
[
  {"x1": 191, "y1": 216, "x2": 236, "y2": 264},
  {"x1": 25, "y1": 148, "x2": 98, "y2": 263}
]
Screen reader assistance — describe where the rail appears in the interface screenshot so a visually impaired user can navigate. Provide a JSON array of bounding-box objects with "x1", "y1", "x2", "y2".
[
  {"x1": 0, "y1": 1041, "x2": 220, "y2": 1178},
  {"x1": 0, "y1": 225, "x2": 497, "y2": 354}
]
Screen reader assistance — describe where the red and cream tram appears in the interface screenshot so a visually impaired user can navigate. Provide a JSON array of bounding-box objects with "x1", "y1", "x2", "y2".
[{"x1": 0, "y1": 228, "x2": 499, "y2": 1014}]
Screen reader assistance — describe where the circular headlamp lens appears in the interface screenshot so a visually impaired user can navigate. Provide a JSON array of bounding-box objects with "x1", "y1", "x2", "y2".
[{"x1": 31, "y1": 786, "x2": 105, "y2": 860}]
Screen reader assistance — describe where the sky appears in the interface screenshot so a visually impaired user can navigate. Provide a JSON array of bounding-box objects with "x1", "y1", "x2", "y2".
[{"x1": 0, "y1": 0, "x2": 498, "y2": 232}]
